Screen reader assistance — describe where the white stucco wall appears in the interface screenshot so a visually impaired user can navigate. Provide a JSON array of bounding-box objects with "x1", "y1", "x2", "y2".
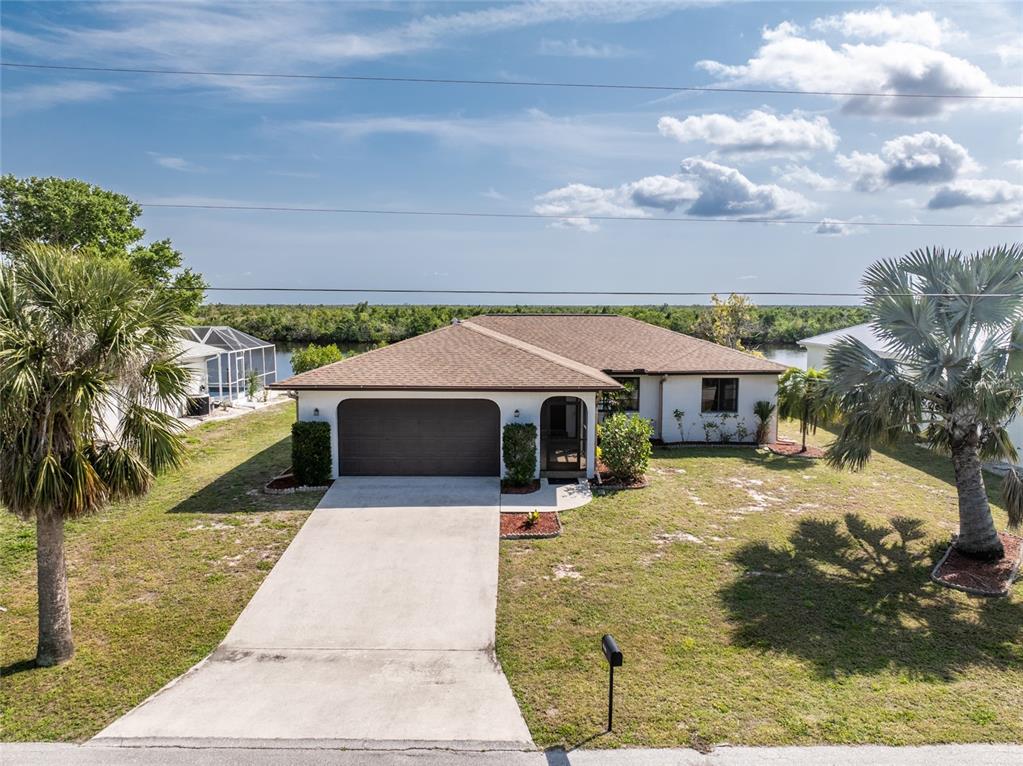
[
  {"x1": 596, "y1": 374, "x2": 664, "y2": 438},
  {"x1": 295, "y1": 389, "x2": 598, "y2": 479},
  {"x1": 660, "y1": 374, "x2": 780, "y2": 444},
  {"x1": 801, "y1": 343, "x2": 829, "y2": 371}
]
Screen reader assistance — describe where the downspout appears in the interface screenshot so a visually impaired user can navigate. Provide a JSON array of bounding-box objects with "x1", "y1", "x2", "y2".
[{"x1": 659, "y1": 375, "x2": 667, "y2": 441}]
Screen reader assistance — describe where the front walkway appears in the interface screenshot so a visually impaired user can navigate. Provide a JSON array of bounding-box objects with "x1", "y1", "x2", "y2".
[{"x1": 94, "y1": 477, "x2": 532, "y2": 750}]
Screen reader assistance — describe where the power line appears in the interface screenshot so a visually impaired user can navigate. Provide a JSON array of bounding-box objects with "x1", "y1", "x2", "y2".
[
  {"x1": 3, "y1": 61, "x2": 1020, "y2": 101},
  {"x1": 139, "y1": 202, "x2": 1022, "y2": 230},
  {"x1": 180, "y1": 286, "x2": 1023, "y2": 298}
]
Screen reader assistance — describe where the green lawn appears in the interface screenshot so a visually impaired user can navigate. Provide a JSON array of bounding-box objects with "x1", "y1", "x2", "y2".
[
  {"x1": 496, "y1": 422, "x2": 1023, "y2": 749},
  {"x1": 0, "y1": 402, "x2": 318, "y2": 742}
]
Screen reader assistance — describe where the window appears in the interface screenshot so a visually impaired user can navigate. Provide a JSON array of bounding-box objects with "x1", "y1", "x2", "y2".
[
  {"x1": 701, "y1": 378, "x2": 739, "y2": 413},
  {"x1": 599, "y1": 376, "x2": 640, "y2": 413}
]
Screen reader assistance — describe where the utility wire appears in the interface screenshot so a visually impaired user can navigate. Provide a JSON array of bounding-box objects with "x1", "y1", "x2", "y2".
[
  {"x1": 178, "y1": 287, "x2": 1023, "y2": 298},
  {"x1": 139, "y1": 202, "x2": 1022, "y2": 230},
  {"x1": 3, "y1": 61, "x2": 1021, "y2": 101}
]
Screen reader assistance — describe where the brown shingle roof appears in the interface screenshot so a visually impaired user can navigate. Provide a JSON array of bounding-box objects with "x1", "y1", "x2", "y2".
[
  {"x1": 469, "y1": 314, "x2": 787, "y2": 374},
  {"x1": 270, "y1": 321, "x2": 622, "y2": 391}
]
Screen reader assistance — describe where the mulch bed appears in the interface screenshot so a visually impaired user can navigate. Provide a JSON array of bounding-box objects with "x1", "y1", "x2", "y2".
[
  {"x1": 501, "y1": 479, "x2": 541, "y2": 494},
  {"x1": 591, "y1": 460, "x2": 649, "y2": 491},
  {"x1": 500, "y1": 511, "x2": 561, "y2": 539},
  {"x1": 767, "y1": 441, "x2": 826, "y2": 459},
  {"x1": 932, "y1": 532, "x2": 1022, "y2": 597},
  {"x1": 263, "y1": 470, "x2": 333, "y2": 495}
]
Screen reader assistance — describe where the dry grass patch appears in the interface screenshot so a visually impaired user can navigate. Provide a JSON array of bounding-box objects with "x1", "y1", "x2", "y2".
[
  {"x1": 0, "y1": 403, "x2": 319, "y2": 741},
  {"x1": 496, "y1": 421, "x2": 1023, "y2": 749}
]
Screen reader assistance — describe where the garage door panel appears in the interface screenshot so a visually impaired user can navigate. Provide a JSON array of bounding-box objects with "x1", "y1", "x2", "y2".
[{"x1": 339, "y1": 399, "x2": 500, "y2": 476}]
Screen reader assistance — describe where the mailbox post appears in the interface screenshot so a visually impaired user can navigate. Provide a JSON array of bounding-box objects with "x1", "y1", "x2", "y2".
[{"x1": 601, "y1": 634, "x2": 623, "y2": 732}]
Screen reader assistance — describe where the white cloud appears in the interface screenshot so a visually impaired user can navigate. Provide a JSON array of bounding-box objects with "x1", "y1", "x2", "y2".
[
  {"x1": 772, "y1": 163, "x2": 842, "y2": 191},
  {"x1": 926, "y1": 179, "x2": 1023, "y2": 209},
  {"x1": 679, "y1": 158, "x2": 813, "y2": 218},
  {"x1": 534, "y1": 157, "x2": 813, "y2": 229},
  {"x1": 812, "y1": 7, "x2": 954, "y2": 47},
  {"x1": 697, "y1": 22, "x2": 1013, "y2": 117},
  {"x1": 657, "y1": 109, "x2": 838, "y2": 155},
  {"x1": 814, "y1": 218, "x2": 859, "y2": 236},
  {"x1": 289, "y1": 109, "x2": 661, "y2": 164},
  {"x1": 1006, "y1": 159, "x2": 1023, "y2": 172},
  {"x1": 482, "y1": 187, "x2": 507, "y2": 200},
  {"x1": 148, "y1": 153, "x2": 204, "y2": 173},
  {"x1": 538, "y1": 38, "x2": 633, "y2": 58},
  {"x1": 1, "y1": 2, "x2": 674, "y2": 103},
  {"x1": 1, "y1": 80, "x2": 125, "y2": 113},
  {"x1": 533, "y1": 183, "x2": 650, "y2": 231},
  {"x1": 837, "y1": 132, "x2": 977, "y2": 191},
  {"x1": 621, "y1": 175, "x2": 699, "y2": 211},
  {"x1": 996, "y1": 43, "x2": 1023, "y2": 65}
]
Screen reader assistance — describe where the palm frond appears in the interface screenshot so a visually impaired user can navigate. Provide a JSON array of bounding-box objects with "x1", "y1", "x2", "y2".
[{"x1": 1001, "y1": 467, "x2": 1023, "y2": 529}]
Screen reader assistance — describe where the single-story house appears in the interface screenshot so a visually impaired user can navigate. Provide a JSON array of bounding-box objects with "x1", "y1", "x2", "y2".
[
  {"x1": 798, "y1": 323, "x2": 886, "y2": 370},
  {"x1": 271, "y1": 314, "x2": 787, "y2": 479},
  {"x1": 799, "y1": 321, "x2": 1023, "y2": 466},
  {"x1": 184, "y1": 326, "x2": 277, "y2": 403}
]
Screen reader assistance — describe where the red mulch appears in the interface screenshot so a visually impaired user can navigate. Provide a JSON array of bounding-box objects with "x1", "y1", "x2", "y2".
[
  {"x1": 767, "y1": 442, "x2": 826, "y2": 458},
  {"x1": 500, "y1": 511, "x2": 561, "y2": 539},
  {"x1": 591, "y1": 461, "x2": 649, "y2": 490},
  {"x1": 932, "y1": 532, "x2": 1022, "y2": 596},
  {"x1": 501, "y1": 479, "x2": 541, "y2": 494}
]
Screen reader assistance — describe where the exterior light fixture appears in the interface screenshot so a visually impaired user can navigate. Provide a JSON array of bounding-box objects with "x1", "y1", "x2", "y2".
[
  {"x1": 601, "y1": 634, "x2": 623, "y2": 732},
  {"x1": 513, "y1": 409, "x2": 520, "y2": 418},
  {"x1": 313, "y1": 408, "x2": 320, "y2": 417}
]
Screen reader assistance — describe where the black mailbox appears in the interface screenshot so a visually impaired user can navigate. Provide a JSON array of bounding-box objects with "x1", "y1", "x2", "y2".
[{"x1": 602, "y1": 634, "x2": 623, "y2": 667}]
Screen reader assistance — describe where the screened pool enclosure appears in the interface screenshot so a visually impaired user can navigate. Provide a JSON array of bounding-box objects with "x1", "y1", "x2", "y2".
[{"x1": 184, "y1": 326, "x2": 277, "y2": 402}]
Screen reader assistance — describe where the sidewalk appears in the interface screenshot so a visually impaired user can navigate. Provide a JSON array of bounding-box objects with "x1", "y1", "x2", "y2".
[{"x1": 5, "y1": 743, "x2": 1021, "y2": 766}]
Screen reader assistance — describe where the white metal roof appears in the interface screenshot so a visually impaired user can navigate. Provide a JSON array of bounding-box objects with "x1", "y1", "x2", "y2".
[{"x1": 798, "y1": 323, "x2": 885, "y2": 350}]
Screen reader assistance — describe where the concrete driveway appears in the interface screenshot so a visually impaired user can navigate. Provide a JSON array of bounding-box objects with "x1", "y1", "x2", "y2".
[{"x1": 95, "y1": 477, "x2": 532, "y2": 750}]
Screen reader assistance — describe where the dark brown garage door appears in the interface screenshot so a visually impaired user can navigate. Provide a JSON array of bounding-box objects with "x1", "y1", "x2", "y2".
[{"x1": 338, "y1": 399, "x2": 500, "y2": 476}]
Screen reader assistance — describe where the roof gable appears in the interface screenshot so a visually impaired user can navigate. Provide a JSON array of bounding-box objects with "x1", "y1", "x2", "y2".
[{"x1": 273, "y1": 322, "x2": 622, "y2": 391}]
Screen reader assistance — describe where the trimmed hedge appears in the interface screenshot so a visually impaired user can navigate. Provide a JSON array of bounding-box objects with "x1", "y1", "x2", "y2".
[
  {"x1": 292, "y1": 420, "x2": 331, "y2": 486},
  {"x1": 503, "y1": 422, "x2": 537, "y2": 486},
  {"x1": 599, "y1": 413, "x2": 653, "y2": 481}
]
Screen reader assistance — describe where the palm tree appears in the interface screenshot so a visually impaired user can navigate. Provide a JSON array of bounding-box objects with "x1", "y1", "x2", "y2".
[
  {"x1": 826, "y1": 244, "x2": 1023, "y2": 561},
  {"x1": 0, "y1": 244, "x2": 189, "y2": 665},
  {"x1": 777, "y1": 367, "x2": 835, "y2": 451}
]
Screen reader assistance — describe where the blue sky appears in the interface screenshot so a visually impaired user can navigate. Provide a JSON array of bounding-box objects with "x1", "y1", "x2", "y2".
[{"x1": 2, "y1": 1, "x2": 1021, "y2": 305}]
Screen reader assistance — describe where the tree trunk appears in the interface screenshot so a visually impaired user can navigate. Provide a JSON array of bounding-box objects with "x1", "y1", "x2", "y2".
[
  {"x1": 951, "y1": 442, "x2": 1005, "y2": 560},
  {"x1": 35, "y1": 513, "x2": 74, "y2": 666}
]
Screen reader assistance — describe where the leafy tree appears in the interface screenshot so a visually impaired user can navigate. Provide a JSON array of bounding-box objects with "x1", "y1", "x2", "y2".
[
  {"x1": 777, "y1": 367, "x2": 835, "y2": 451},
  {"x1": 0, "y1": 244, "x2": 188, "y2": 665},
  {"x1": 696, "y1": 293, "x2": 758, "y2": 350},
  {"x1": 827, "y1": 245, "x2": 1023, "y2": 560},
  {"x1": 291, "y1": 343, "x2": 346, "y2": 374},
  {"x1": 0, "y1": 175, "x2": 206, "y2": 314}
]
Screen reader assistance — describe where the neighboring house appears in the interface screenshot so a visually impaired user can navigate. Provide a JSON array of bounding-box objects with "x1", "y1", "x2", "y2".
[
  {"x1": 798, "y1": 323, "x2": 887, "y2": 370},
  {"x1": 271, "y1": 314, "x2": 786, "y2": 480},
  {"x1": 184, "y1": 326, "x2": 277, "y2": 402},
  {"x1": 172, "y1": 338, "x2": 223, "y2": 416},
  {"x1": 799, "y1": 322, "x2": 1023, "y2": 465}
]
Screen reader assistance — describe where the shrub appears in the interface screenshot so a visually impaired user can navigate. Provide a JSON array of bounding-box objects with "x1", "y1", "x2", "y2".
[
  {"x1": 672, "y1": 408, "x2": 685, "y2": 442},
  {"x1": 291, "y1": 343, "x2": 345, "y2": 375},
  {"x1": 753, "y1": 400, "x2": 776, "y2": 444},
  {"x1": 503, "y1": 422, "x2": 537, "y2": 486},
  {"x1": 245, "y1": 368, "x2": 260, "y2": 399},
  {"x1": 292, "y1": 420, "x2": 331, "y2": 486},
  {"x1": 524, "y1": 509, "x2": 540, "y2": 528},
  {"x1": 599, "y1": 413, "x2": 653, "y2": 481},
  {"x1": 701, "y1": 416, "x2": 718, "y2": 442}
]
